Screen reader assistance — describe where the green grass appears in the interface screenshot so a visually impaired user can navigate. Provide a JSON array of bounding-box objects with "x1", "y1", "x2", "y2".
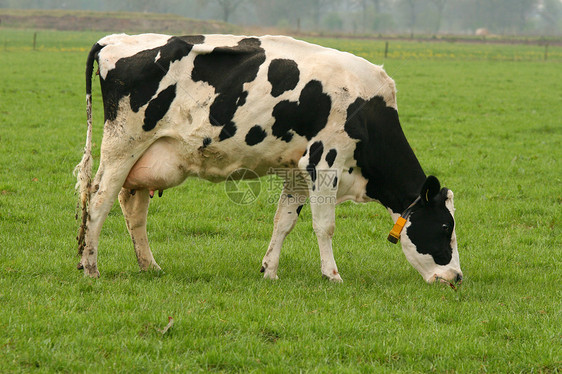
[
  {"x1": 0, "y1": 29, "x2": 108, "y2": 51},
  {"x1": 0, "y1": 29, "x2": 561, "y2": 372},
  {"x1": 309, "y1": 37, "x2": 562, "y2": 62}
]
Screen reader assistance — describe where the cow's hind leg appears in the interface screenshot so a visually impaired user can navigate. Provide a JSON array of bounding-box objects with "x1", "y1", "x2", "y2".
[
  {"x1": 80, "y1": 158, "x2": 137, "y2": 277},
  {"x1": 119, "y1": 188, "x2": 161, "y2": 272},
  {"x1": 261, "y1": 180, "x2": 308, "y2": 280}
]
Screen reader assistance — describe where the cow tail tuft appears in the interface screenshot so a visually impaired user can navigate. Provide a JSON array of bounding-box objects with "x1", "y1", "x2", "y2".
[{"x1": 74, "y1": 42, "x2": 102, "y2": 256}]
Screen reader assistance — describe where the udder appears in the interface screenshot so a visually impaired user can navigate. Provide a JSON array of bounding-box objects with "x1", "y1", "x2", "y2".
[{"x1": 123, "y1": 137, "x2": 189, "y2": 191}]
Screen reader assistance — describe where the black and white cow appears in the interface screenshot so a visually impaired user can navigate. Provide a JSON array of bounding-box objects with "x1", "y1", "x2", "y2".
[{"x1": 75, "y1": 33, "x2": 463, "y2": 284}]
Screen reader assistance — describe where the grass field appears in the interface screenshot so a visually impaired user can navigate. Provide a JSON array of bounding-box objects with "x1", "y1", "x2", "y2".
[{"x1": 0, "y1": 29, "x2": 561, "y2": 372}]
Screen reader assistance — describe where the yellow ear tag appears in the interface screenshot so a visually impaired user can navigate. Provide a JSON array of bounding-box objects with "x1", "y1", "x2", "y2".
[{"x1": 387, "y1": 216, "x2": 407, "y2": 244}]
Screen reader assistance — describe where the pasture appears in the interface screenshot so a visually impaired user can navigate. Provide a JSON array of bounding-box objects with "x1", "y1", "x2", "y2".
[{"x1": 0, "y1": 29, "x2": 560, "y2": 372}]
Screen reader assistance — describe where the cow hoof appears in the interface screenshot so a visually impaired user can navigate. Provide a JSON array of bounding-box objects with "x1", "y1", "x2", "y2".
[
  {"x1": 84, "y1": 269, "x2": 100, "y2": 278},
  {"x1": 263, "y1": 273, "x2": 279, "y2": 280},
  {"x1": 83, "y1": 265, "x2": 100, "y2": 278},
  {"x1": 261, "y1": 265, "x2": 279, "y2": 280},
  {"x1": 77, "y1": 262, "x2": 84, "y2": 270},
  {"x1": 152, "y1": 263, "x2": 162, "y2": 272},
  {"x1": 141, "y1": 263, "x2": 162, "y2": 272},
  {"x1": 322, "y1": 272, "x2": 343, "y2": 283}
]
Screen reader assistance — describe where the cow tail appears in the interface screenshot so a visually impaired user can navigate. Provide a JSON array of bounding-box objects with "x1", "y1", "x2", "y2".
[{"x1": 74, "y1": 42, "x2": 103, "y2": 256}]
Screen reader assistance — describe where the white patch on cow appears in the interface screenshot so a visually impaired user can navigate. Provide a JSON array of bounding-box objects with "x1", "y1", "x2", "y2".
[
  {"x1": 336, "y1": 168, "x2": 374, "y2": 203},
  {"x1": 200, "y1": 34, "x2": 244, "y2": 48},
  {"x1": 154, "y1": 51, "x2": 161, "y2": 63},
  {"x1": 444, "y1": 190, "x2": 462, "y2": 279},
  {"x1": 191, "y1": 44, "x2": 218, "y2": 55}
]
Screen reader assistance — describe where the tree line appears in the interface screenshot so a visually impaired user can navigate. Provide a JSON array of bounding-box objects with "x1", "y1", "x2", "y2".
[{"x1": 2, "y1": 0, "x2": 561, "y2": 35}]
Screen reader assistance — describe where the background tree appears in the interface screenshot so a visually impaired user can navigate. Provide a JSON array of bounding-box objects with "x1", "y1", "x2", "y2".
[
  {"x1": 251, "y1": 0, "x2": 308, "y2": 29},
  {"x1": 512, "y1": 0, "x2": 539, "y2": 33},
  {"x1": 371, "y1": 0, "x2": 383, "y2": 12},
  {"x1": 540, "y1": 0, "x2": 562, "y2": 34},
  {"x1": 213, "y1": 0, "x2": 246, "y2": 23},
  {"x1": 399, "y1": 0, "x2": 417, "y2": 37},
  {"x1": 354, "y1": 0, "x2": 369, "y2": 33},
  {"x1": 428, "y1": 0, "x2": 447, "y2": 33}
]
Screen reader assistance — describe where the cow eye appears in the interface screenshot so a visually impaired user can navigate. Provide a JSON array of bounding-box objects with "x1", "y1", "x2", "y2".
[{"x1": 442, "y1": 224, "x2": 450, "y2": 232}]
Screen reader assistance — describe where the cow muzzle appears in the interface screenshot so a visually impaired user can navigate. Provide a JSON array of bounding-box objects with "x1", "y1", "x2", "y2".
[{"x1": 429, "y1": 271, "x2": 463, "y2": 290}]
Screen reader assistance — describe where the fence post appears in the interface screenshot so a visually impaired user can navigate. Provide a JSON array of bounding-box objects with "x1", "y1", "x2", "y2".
[
  {"x1": 384, "y1": 41, "x2": 389, "y2": 59},
  {"x1": 33, "y1": 32, "x2": 37, "y2": 51}
]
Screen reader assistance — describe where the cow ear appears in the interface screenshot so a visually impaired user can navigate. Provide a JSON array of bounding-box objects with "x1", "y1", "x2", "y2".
[{"x1": 420, "y1": 175, "x2": 441, "y2": 206}]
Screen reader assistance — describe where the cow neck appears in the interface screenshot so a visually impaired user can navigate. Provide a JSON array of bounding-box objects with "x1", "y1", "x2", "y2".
[
  {"x1": 345, "y1": 95, "x2": 426, "y2": 215},
  {"x1": 381, "y1": 164, "x2": 426, "y2": 215},
  {"x1": 366, "y1": 132, "x2": 426, "y2": 215}
]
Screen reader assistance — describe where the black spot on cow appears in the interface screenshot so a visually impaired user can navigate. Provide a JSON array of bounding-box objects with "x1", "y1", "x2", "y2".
[
  {"x1": 281, "y1": 132, "x2": 293, "y2": 142},
  {"x1": 143, "y1": 84, "x2": 176, "y2": 131},
  {"x1": 306, "y1": 141, "x2": 324, "y2": 183},
  {"x1": 325, "y1": 149, "x2": 337, "y2": 168},
  {"x1": 348, "y1": 167, "x2": 354, "y2": 174},
  {"x1": 100, "y1": 36, "x2": 203, "y2": 123},
  {"x1": 407, "y1": 187, "x2": 454, "y2": 265},
  {"x1": 271, "y1": 80, "x2": 331, "y2": 142},
  {"x1": 245, "y1": 125, "x2": 267, "y2": 146},
  {"x1": 202, "y1": 137, "x2": 212, "y2": 148},
  {"x1": 344, "y1": 96, "x2": 425, "y2": 213},
  {"x1": 296, "y1": 205, "x2": 303, "y2": 216},
  {"x1": 332, "y1": 176, "x2": 338, "y2": 188},
  {"x1": 268, "y1": 59, "x2": 300, "y2": 97},
  {"x1": 191, "y1": 38, "x2": 266, "y2": 141}
]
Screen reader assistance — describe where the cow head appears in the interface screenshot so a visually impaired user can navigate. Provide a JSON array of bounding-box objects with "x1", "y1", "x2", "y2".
[{"x1": 399, "y1": 176, "x2": 463, "y2": 284}]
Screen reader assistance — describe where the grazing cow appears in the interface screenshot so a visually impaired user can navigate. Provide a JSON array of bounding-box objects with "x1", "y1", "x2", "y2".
[{"x1": 75, "y1": 33, "x2": 463, "y2": 284}]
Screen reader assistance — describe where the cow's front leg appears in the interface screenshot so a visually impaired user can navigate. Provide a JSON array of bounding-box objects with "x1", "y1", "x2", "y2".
[
  {"x1": 118, "y1": 188, "x2": 161, "y2": 272},
  {"x1": 307, "y1": 164, "x2": 341, "y2": 282},
  {"x1": 261, "y1": 182, "x2": 308, "y2": 280},
  {"x1": 310, "y1": 193, "x2": 341, "y2": 282}
]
